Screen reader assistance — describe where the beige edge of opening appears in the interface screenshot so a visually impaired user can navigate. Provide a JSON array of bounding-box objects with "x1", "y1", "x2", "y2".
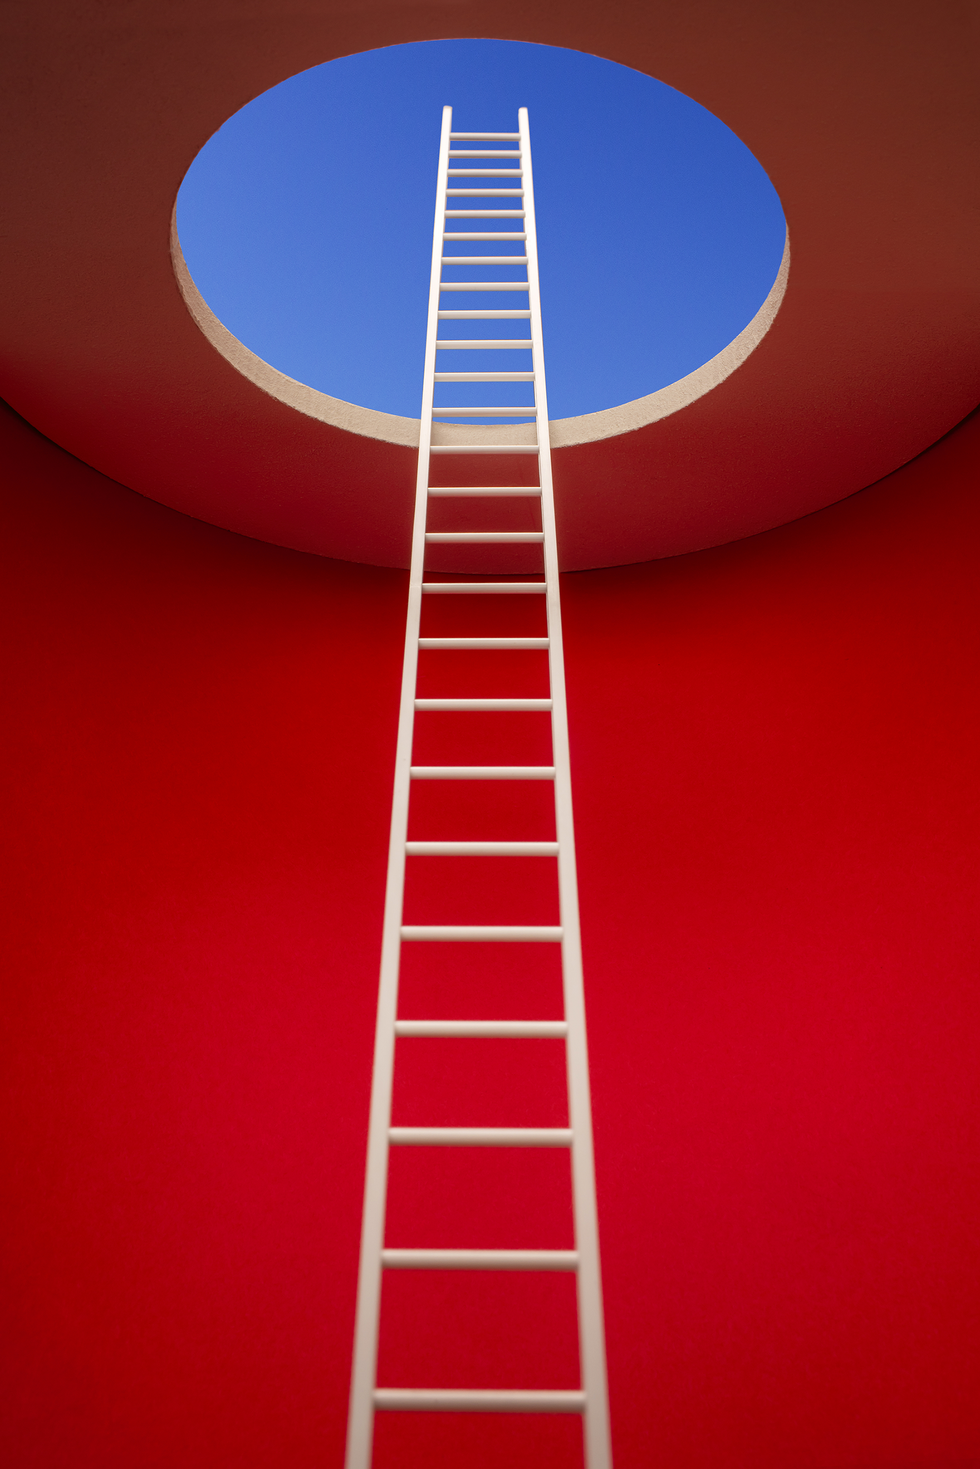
[{"x1": 171, "y1": 211, "x2": 789, "y2": 450}]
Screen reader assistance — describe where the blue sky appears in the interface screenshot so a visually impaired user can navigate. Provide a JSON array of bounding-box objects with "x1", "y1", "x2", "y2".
[{"x1": 176, "y1": 40, "x2": 786, "y2": 420}]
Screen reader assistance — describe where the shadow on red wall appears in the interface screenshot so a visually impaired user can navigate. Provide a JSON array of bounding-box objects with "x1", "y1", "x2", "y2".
[{"x1": 1, "y1": 398, "x2": 977, "y2": 1468}]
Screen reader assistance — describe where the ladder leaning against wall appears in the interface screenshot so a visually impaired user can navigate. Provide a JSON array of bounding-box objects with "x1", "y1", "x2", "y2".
[{"x1": 345, "y1": 105, "x2": 613, "y2": 1469}]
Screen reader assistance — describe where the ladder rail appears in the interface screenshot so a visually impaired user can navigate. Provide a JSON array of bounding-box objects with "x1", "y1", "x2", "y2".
[
  {"x1": 520, "y1": 105, "x2": 613, "y2": 1469},
  {"x1": 343, "y1": 104, "x2": 454, "y2": 1469}
]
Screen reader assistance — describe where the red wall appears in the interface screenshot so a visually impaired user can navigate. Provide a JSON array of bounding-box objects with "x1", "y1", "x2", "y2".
[{"x1": 2, "y1": 398, "x2": 978, "y2": 1468}]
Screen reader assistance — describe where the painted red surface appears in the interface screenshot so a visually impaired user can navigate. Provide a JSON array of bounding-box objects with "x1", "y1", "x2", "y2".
[
  {"x1": 1, "y1": 2, "x2": 978, "y2": 567},
  {"x1": 2, "y1": 397, "x2": 978, "y2": 1467}
]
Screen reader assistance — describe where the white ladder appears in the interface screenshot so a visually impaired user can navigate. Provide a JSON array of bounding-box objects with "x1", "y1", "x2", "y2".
[{"x1": 345, "y1": 106, "x2": 612, "y2": 1469}]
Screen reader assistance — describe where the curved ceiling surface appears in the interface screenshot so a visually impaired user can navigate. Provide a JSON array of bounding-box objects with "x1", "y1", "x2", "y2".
[{"x1": 1, "y1": 1, "x2": 978, "y2": 570}]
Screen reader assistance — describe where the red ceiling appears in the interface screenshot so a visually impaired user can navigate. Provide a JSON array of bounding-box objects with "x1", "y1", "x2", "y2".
[{"x1": 0, "y1": 0, "x2": 977, "y2": 567}]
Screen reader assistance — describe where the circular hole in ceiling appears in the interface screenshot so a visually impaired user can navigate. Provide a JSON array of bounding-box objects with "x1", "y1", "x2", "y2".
[{"x1": 175, "y1": 39, "x2": 787, "y2": 422}]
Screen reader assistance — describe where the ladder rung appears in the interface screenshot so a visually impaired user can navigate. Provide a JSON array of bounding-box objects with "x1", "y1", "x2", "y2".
[
  {"x1": 381, "y1": 1245, "x2": 576, "y2": 1266},
  {"x1": 421, "y1": 580, "x2": 545, "y2": 593},
  {"x1": 405, "y1": 841, "x2": 558, "y2": 854},
  {"x1": 430, "y1": 446, "x2": 539, "y2": 457},
  {"x1": 426, "y1": 486, "x2": 542, "y2": 497},
  {"x1": 431, "y1": 408, "x2": 537, "y2": 418},
  {"x1": 410, "y1": 765, "x2": 555, "y2": 779},
  {"x1": 446, "y1": 189, "x2": 524, "y2": 197},
  {"x1": 434, "y1": 340, "x2": 531, "y2": 350},
  {"x1": 435, "y1": 371, "x2": 533, "y2": 380},
  {"x1": 443, "y1": 233, "x2": 527, "y2": 241},
  {"x1": 400, "y1": 925, "x2": 563, "y2": 942},
  {"x1": 438, "y1": 311, "x2": 531, "y2": 319},
  {"x1": 438, "y1": 285, "x2": 529, "y2": 293},
  {"x1": 447, "y1": 170, "x2": 523, "y2": 178},
  {"x1": 388, "y1": 1126, "x2": 572, "y2": 1146},
  {"x1": 375, "y1": 1388, "x2": 584, "y2": 1413},
  {"x1": 446, "y1": 210, "x2": 526, "y2": 219},
  {"x1": 448, "y1": 149, "x2": 522, "y2": 157},
  {"x1": 435, "y1": 340, "x2": 532, "y2": 350},
  {"x1": 418, "y1": 637, "x2": 548, "y2": 648},
  {"x1": 374, "y1": 1388, "x2": 585, "y2": 1413},
  {"x1": 413, "y1": 699, "x2": 551, "y2": 711},
  {"x1": 423, "y1": 532, "x2": 542, "y2": 543},
  {"x1": 441, "y1": 255, "x2": 528, "y2": 263},
  {"x1": 394, "y1": 1020, "x2": 566, "y2": 1037},
  {"x1": 449, "y1": 132, "x2": 521, "y2": 139}
]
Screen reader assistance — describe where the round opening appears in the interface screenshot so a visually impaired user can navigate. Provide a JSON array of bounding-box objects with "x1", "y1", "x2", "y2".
[{"x1": 175, "y1": 40, "x2": 787, "y2": 432}]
